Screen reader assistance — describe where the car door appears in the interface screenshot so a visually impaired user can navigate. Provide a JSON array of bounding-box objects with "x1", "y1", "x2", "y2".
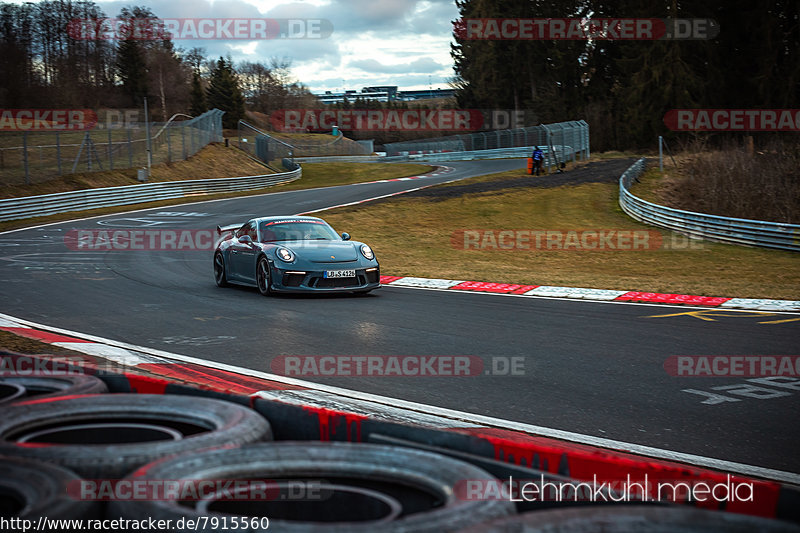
[{"x1": 229, "y1": 221, "x2": 258, "y2": 283}]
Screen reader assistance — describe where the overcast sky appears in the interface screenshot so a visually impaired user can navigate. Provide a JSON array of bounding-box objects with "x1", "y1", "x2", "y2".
[{"x1": 84, "y1": 0, "x2": 461, "y2": 93}]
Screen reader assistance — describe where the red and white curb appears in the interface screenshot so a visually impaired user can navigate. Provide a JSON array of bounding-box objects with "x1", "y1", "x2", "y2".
[{"x1": 378, "y1": 276, "x2": 800, "y2": 311}]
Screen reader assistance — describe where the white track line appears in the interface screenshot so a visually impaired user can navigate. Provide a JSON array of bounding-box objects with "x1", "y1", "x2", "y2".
[{"x1": 1, "y1": 311, "x2": 798, "y2": 486}]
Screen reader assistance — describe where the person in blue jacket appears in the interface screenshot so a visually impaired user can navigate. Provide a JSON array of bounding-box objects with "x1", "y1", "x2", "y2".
[{"x1": 531, "y1": 146, "x2": 544, "y2": 175}]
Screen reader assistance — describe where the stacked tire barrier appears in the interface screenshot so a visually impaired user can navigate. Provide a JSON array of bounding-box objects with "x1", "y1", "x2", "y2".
[
  {"x1": 0, "y1": 349, "x2": 798, "y2": 532},
  {"x1": 0, "y1": 373, "x2": 107, "y2": 404}
]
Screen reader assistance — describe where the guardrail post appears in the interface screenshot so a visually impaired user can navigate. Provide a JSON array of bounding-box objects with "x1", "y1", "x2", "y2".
[
  {"x1": 56, "y1": 132, "x2": 62, "y2": 175},
  {"x1": 181, "y1": 125, "x2": 187, "y2": 159},
  {"x1": 584, "y1": 121, "x2": 590, "y2": 159},
  {"x1": 22, "y1": 132, "x2": 30, "y2": 185},
  {"x1": 543, "y1": 125, "x2": 552, "y2": 173},
  {"x1": 127, "y1": 128, "x2": 133, "y2": 168},
  {"x1": 107, "y1": 127, "x2": 114, "y2": 170},
  {"x1": 144, "y1": 97, "x2": 152, "y2": 178}
]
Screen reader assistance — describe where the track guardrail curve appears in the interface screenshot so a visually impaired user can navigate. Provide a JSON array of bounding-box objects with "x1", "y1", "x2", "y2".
[
  {"x1": 0, "y1": 168, "x2": 301, "y2": 222},
  {"x1": 619, "y1": 158, "x2": 800, "y2": 252}
]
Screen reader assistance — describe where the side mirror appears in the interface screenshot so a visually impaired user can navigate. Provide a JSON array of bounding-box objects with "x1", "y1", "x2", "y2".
[
  {"x1": 239, "y1": 234, "x2": 253, "y2": 245},
  {"x1": 341, "y1": 232, "x2": 351, "y2": 241}
]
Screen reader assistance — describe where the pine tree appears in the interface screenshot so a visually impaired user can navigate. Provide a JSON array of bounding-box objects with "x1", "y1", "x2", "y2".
[
  {"x1": 189, "y1": 72, "x2": 206, "y2": 116},
  {"x1": 116, "y1": 37, "x2": 148, "y2": 105},
  {"x1": 206, "y1": 57, "x2": 244, "y2": 128}
]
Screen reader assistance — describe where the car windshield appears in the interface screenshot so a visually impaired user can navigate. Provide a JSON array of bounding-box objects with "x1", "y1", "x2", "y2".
[{"x1": 258, "y1": 220, "x2": 341, "y2": 243}]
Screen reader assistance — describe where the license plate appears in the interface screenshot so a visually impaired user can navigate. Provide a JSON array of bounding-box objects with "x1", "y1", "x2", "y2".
[{"x1": 324, "y1": 269, "x2": 356, "y2": 278}]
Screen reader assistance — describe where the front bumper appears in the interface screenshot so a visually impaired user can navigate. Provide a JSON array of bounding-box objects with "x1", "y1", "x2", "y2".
[{"x1": 270, "y1": 264, "x2": 380, "y2": 293}]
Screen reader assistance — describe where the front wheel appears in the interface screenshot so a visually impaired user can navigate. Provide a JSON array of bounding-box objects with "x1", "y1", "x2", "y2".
[
  {"x1": 256, "y1": 256, "x2": 272, "y2": 296},
  {"x1": 213, "y1": 252, "x2": 228, "y2": 287}
]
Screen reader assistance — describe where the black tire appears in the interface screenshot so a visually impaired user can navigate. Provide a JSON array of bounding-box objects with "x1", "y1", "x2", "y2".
[
  {"x1": 214, "y1": 251, "x2": 229, "y2": 287},
  {"x1": 0, "y1": 374, "x2": 108, "y2": 404},
  {"x1": 109, "y1": 442, "x2": 516, "y2": 532},
  {"x1": 256, "y1": 255, "x2": 272, "y2": 296},
  {"x1": 0, "y1": 455, "x2": 101, "y2": 520},
  {"x1": 0, "y1": 393, "x2": 272, "y2": 478},
  {"x1": 463, "y1": 506, "x2": 800, "y2": 533}
]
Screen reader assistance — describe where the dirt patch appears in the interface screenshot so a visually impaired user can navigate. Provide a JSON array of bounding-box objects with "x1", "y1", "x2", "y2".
[{"x1": 404, "y1": 158, "x2": 637, "y2": 200}]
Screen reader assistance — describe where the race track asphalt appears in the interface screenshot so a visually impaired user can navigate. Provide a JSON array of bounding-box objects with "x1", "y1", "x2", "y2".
[{"x1": 1, "y1": 158, "x2": 798, "y2": 474}]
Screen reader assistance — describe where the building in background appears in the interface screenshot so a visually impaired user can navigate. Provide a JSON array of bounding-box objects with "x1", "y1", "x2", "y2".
[{"x1": 314, "y1": 86, "x2": 454, "y2": 104}]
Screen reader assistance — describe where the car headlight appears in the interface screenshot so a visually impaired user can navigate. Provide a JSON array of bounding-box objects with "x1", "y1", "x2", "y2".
[
  {"x1": 276, "y1": 247, "x2": 295, "y2": 262},
  {"x1": 360, "y1": 244, "x2": 375, "y2": 260}
]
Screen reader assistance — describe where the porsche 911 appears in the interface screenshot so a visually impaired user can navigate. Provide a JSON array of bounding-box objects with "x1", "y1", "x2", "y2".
[{"x1": 213, "y1": 216, "x2": 380, "y2": 295}]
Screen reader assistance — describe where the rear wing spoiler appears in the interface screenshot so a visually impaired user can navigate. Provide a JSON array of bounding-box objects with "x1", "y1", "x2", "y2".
[{"x1": 216, "y1": 223, "x2": 243, "y2": 235}]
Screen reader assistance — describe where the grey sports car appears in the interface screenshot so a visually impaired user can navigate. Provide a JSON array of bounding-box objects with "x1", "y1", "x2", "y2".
[{"x1": 213, "y1": 216, "x2": 380, "y2": 295}]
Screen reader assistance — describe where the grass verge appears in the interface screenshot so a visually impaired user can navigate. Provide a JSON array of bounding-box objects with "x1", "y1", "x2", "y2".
[
  {"x1": 321, "y1": 166, "x2": 800, "y2": 300},
  {"x1": 274, "y1": 162, "x2": 433, "y2": 191},
  {"x1": 0, "y1": 330, "x2": 87, "y2": 357},
  {"x1": 1, "y1": 143, "x2": 275, "y2": 197}
]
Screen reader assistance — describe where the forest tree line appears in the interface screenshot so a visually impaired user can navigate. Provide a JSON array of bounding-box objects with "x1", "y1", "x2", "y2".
[
  {"x1": 0, "y1": 1, "x2": 314, "y2": 128},
  {"x1": 451, "y1": 0, "x2": 800, "y2": 150},
  {"x1": 2, "y1": 0, "x2": 798, "y2": 148}
]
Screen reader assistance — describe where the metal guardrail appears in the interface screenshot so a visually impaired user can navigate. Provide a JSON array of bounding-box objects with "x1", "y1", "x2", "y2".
[
  {"x1": 401, "y1": 146, "x2": 569, "y2": 165},
  {"x1": 619, "y1": 158, "x2": 800, "y2": 252},
  {"x1": 295, "y1": 146, "x2": 574, "y2": 167},
  {"x1": 384, "y1": 120, "x2": 589, "y2": 159},
  {"x1": 0, "y1": 168, "x2": 301, "y2": 222},
  {"x1": 293, "y1": 155, "x2": 383, "y2": 164}
]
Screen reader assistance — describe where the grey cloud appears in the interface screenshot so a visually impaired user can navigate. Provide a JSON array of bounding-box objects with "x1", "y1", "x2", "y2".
[{"x1": 348, "y1": 57, "x2": 444, "y2": 74}]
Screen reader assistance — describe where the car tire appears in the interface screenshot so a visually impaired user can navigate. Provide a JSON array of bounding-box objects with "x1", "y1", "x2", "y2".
[
  {"x1": 0, "y1": 455, "x2": 101, "y2": 520},
  {"x1": 109, "y1": 442, "x2": 516, "y2": 532},
  {"x1": 462, "y1": 505, "x2": 800, "y2": 533},
  {"x1": 256, "y1": 256, "x2": 272, "y2": 296},
  {"x1": 0, "y1": 374, "x2": 108, "y2": 404},
  {"x1": 214, "y1": 252, "x2": 229, "y2": 287},
  {"x1": 0, "y1": 393, "x2": 273, "y2": 478}
]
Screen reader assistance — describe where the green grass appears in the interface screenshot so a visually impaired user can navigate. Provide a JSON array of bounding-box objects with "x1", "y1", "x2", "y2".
[
  {"x1": 274, "y1": 162, "x2": 433, "y2": 191},
  {"x1": 321, "y1": 167, "x2": 800, "y2": 300}
]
